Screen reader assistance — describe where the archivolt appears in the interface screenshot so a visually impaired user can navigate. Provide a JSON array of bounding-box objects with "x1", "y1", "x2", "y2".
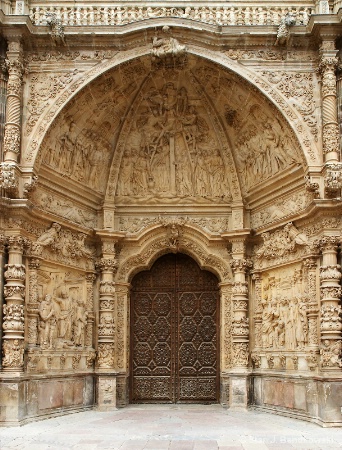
[{"x1": 25, "y1": 38, "x2": 315, "y2": 175}]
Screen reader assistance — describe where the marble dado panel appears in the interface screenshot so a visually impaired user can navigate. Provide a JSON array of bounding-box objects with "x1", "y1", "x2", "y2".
[
  {"x1": 252, "y1": 376, "x2": 342, "y2": 426},
  {"x1": 0, "y1": 376, "x2": 94, "y2": 424}
]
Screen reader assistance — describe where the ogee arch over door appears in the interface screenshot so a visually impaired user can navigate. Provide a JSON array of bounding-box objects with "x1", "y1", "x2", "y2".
[{"x1": 131, "y1": 253, "x2": 219, "y2": 403}]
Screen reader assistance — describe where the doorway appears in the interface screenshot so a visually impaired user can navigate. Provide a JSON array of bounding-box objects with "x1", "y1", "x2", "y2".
[{"x1": 130, "y1": 253, "x2": 219, "y2": 403}]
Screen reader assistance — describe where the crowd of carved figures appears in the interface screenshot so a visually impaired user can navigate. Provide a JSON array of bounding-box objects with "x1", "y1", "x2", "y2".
[
  {"x1": 29, "y1": 6, "x2": 311, "y2": 27},
  {"x1": 233, "y1": 107, "x2": 300, "y2": 190},
  {"x1": 116, "y1": 83, "x2": 230, "y2": 201},
  {"x1": 38, "y1": 287, "x2": 87, "y2": 350},
  {"x1": 43, "y1": 121, "x2": 111, "y2": 192},
  {"x1": 260, "y1": 294, "x2": 309, "y2": 350}
]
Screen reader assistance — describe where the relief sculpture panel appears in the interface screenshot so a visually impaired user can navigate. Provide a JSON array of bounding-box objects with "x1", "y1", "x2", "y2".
[
  {"x1": 260, "y1": 265, "x2": 309, "y2": 352},
  {"x1": 36, "y1": 268, "x2": 88, "y2": 350},
  {"x1": 115, "y1": 80, "x2": 231, "y2": 204}
]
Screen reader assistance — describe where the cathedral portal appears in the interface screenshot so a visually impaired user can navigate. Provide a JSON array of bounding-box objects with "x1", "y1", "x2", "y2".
[{"x1": 131, "y1": 253, "x2": 219, "y2": 404}]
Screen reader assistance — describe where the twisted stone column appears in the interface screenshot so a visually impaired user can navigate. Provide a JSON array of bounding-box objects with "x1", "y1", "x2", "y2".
[
  {"x1": 319, "y1": 41, "x2": 339, "y2": 162},
  {"x1": 0, "y1": 60, "x2": 7, "y2": 160},
  {"x1": 3, "y1": 39, "x2": 24, "y2": 163},
  {"x1": 317, "y1": 236, "x2": 342, "y2": 370},
  {"x1": 337, "y1": 59, "x2": 342, "y2": 154},
  {"x1": 26, "y1": 257, "x2": 40, "y2": 347},
  {"x1": 2, "y1": 236, "x2": 25, "y2": 372}
]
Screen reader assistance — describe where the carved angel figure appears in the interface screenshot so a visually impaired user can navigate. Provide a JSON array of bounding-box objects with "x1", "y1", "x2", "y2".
[
  {"x1": 36, "y1": 222, "x2": 61, "y2": 246},
  {"x1": 151, "y1": 26, "x2": 186, "y2": 58}
]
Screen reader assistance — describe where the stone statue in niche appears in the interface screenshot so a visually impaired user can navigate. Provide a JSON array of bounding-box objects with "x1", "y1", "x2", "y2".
[
  {"x1": 260, "y1": 271, "x2": 309, "y2": 351},
  {"x1": 116, "y1": 83, "x2": 231, "y2": 203},
  {"x1": 43, "y1": 120, "x2": 111, "y2": 193}
]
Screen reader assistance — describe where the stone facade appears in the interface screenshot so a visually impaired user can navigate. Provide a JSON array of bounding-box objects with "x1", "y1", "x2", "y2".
[{"x1": 0, "y1": 0, "x2": 341, "y2": 427}]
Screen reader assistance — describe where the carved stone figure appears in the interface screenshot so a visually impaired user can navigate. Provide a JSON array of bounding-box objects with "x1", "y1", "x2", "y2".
[
  {"x1": 54, "y1": 286, "x2": 73, "y2": 342},
  {"x1": 74, "y1": 299, "x2": 87, "y2": 346},
  {"x1": 38, "y1": 294, "x2": 57, "y2": 349},
  {"x1": 116, "y1": 82, "x2": 230, "y2": 204}
]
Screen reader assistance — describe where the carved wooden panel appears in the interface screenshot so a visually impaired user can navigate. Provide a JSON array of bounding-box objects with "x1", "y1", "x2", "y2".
[{"x1": 131, "y1": 253, "x2": 219, "y2": 403}]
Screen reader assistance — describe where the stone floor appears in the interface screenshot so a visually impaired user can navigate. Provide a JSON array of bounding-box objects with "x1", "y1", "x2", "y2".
[{"x1": 0, "y1": 405, "x2": 342, "y2": 450}]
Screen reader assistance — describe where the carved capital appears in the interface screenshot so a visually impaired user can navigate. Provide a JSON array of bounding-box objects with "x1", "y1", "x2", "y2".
[
  {"x1": 316, "y1": 236, "x2": 340, "y2": 252},
  {"x1": 320, "y1": 285, "x2": 342, "y2": 300},
  {"x1": 28, "y1": 258, "x2": 41, "y2": 270},
  {"x1": 319, "y1": 56, "x2": 338, "y2": 76},
  {"x1": 230, "y1": 259, "x2": 253, "y2": 273},
  {"x1": 302, "y1": 257, "x2": 318, "y2": 270},
  {"x1": 86, "y1": 273, "x2": 96, "y2": 284},
  {"x1": 4, "y1": 264, "x2": 25, "y2": 280},
  {"x1": 7, "y1": 235, "x2": 26, "y2": 252},
  {"x1": 5, "y1": 58, "x2": 24, "y2": 79},
  {"x1": 232, "y1": 281, "x2": 248, "y2": 296},
  {"x1": 99, "y1": 280, "x2": 116, "y2": 295},
  {"x1": 96, "y1": 258, "x2": 118, "y2": 273},
  {"x1": 0, "y1": 162, "x2": 19, "y2": 193},
  {"x1": 319, "y1": 265, "x2": 341, "y2": 281}
]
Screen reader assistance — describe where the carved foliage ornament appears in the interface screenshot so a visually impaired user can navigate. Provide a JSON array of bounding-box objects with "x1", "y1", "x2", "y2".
[{"x1": 0, "y1": 163, "x2": 18, "y2": 192}]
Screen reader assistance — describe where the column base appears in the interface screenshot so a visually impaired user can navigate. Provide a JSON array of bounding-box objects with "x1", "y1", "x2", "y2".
[
  {"x1": 97, "y1": 375, "x2": 118, "y2": 411},
  {"x1": 225, "y1": 371, "x2": 251, "y2": 409}
]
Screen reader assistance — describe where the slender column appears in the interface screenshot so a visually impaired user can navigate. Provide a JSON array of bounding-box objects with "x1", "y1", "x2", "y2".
[
  {"x1": 250, "y1": 272, "x2": 262, "y2": 369},
  {"x1": 26, "y1": 257, "x2": 40, "y2": 347},
  {"x1": 85, "y1": 273, "x2": 96, "y2": 349},
  {"x1": 95, "y1": 241, "x2": 117, "y2": 371},
  {"x1": 317, "y1": 236, "x2": 342, "y2": 370},
  {"x1": 219, "y1": 281, "x2": 233, "y2": 406},
  {"x1": 0, "y1": 60, "x2": 7, "y2": 161},
  {"x1": 0, "y1": 234, "x2": 7, "y2": 368},
  {"x1": 303, "y1": 256, "x2": 320, "y2": 350},
  {"x1": 3, "y1": 38, "x2": 24, "y2": 163},
  {"x1": 230, "y1": 258, "x2": 252, "y2": 369},
  {"x1": 303, "y1": 255, "x2": 320, "y2": 371},
  {"x1": 319, "y1": 41, "x2": 339, "y2": 163},
  {"x1": 2, "y1": 235, "x2": 25, "y2": 372},
  {"x1": 337, "y1": 59, "x2": 342, "y2": 154}
]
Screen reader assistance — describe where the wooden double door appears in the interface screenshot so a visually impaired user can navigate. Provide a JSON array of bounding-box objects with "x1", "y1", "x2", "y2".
[{"x1": 130, "y1": 253, "x2": 219, "y2": 403}]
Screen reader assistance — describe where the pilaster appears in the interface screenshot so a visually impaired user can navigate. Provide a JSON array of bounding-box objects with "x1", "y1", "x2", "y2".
[
  {"x1": 317, "y1": 236, "x2": 342, "y2": 370},
  {"x1": 2, "y1": 235, "x2": 26, "y2": 373}
]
